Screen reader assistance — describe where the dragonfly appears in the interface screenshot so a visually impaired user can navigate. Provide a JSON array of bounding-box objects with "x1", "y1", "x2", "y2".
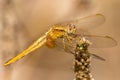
[{"x1": 4, "y1": 13, "x2": 117, "y2": 66}]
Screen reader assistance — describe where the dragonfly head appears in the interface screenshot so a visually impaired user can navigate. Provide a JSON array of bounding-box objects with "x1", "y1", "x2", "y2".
[{"x1": 67, "y1": 24, "x2": 76, "y2": 35}]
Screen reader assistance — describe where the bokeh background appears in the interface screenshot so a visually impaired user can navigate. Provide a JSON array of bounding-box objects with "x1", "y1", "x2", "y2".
[{"x1": 0, "y1": 0, "x2": 120, "y2": 80}]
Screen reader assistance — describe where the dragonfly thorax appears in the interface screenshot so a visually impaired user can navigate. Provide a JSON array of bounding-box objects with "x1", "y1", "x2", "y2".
[
  {"x1": 47, "y1": 25, "x2": 67, "y2": 39},
  {"x1": 45, "y1": 24, "x2": 77, "y2": 48},
  {"x1": 46, "y1": 24, "x2": 77, "y2": 39}
]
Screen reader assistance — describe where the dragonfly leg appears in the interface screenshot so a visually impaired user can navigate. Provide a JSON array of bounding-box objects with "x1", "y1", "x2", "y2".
[
  {"x1": 62, "y1": 38, "x2": 68, "y2": 52},
  {"x1": 62, "y1": 37, "x2": 74, "y2": 54},
  {"x1": 66, "y1": 34, "x2": 73, "y2": 43}
]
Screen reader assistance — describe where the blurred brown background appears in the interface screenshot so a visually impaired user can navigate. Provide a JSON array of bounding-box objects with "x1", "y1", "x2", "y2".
[{"x1": 0, "y1": 0, "x2": 120, "y2": 80}]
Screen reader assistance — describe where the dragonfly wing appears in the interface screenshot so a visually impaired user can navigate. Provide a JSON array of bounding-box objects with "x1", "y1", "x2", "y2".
[
  {"x1": 63, "y1": 34, "x2": 117, "y2": 48},
  {"x1": 56, "y1": 14, "x2": 105, "y2": 31},
  {"x1": 82, "y1": 35, "x2": 117, "y2": 48},
  {"x1": 4, "y1": 35, "x2": 47, "y2": 66},
  {"x1": 91, "y1": 53, "x2": 105, "y2": 61},
  {"x1": 56, "y1": 34, "x2": 117, "y2": 54},
  {"x1": 72, "y1": 14, "x2": 105, "y2": 31},
  {"x1": 56, "y1": 14, "x2": 105, "y2": 35}
]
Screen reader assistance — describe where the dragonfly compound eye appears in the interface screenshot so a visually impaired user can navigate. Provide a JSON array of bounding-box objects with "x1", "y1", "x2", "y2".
[{"x1": 68, "y1": 24, "x2": 76, "y2": 35}]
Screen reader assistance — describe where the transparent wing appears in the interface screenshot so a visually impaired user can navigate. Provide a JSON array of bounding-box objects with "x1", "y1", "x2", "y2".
[
  {"x1": 91, "y1": 54, "x2": 105, "y2": 61},
  {"x1": 72, "y1": 14, "x2": 105, "y2": 30},
  {"x1": 84, "y1": 35, "x2": 117, "y2": 48},
  {"x1": 71, "y1": 34, "x2": 117, "y2": 48},
  {"x1": 55, "y1": 35, "x2": 116, "y2": 61},
  {"x1": 57, "y1": 14, "x2": 105, "y2": 31},
  {"x1": 56, "y1": 34, "x2": 117, "y2": 52},
  {"x1": 4, "y1": 35, "x2": 47, "y2": 66},
  {"x1": 55, "y1": 37, "x2": 106, "y2": 61}
]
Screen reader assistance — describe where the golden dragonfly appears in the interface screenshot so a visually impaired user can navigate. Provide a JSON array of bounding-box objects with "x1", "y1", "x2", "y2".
[{"x1": 4, "y1": 14, "x2": 117, "y2": 66}]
